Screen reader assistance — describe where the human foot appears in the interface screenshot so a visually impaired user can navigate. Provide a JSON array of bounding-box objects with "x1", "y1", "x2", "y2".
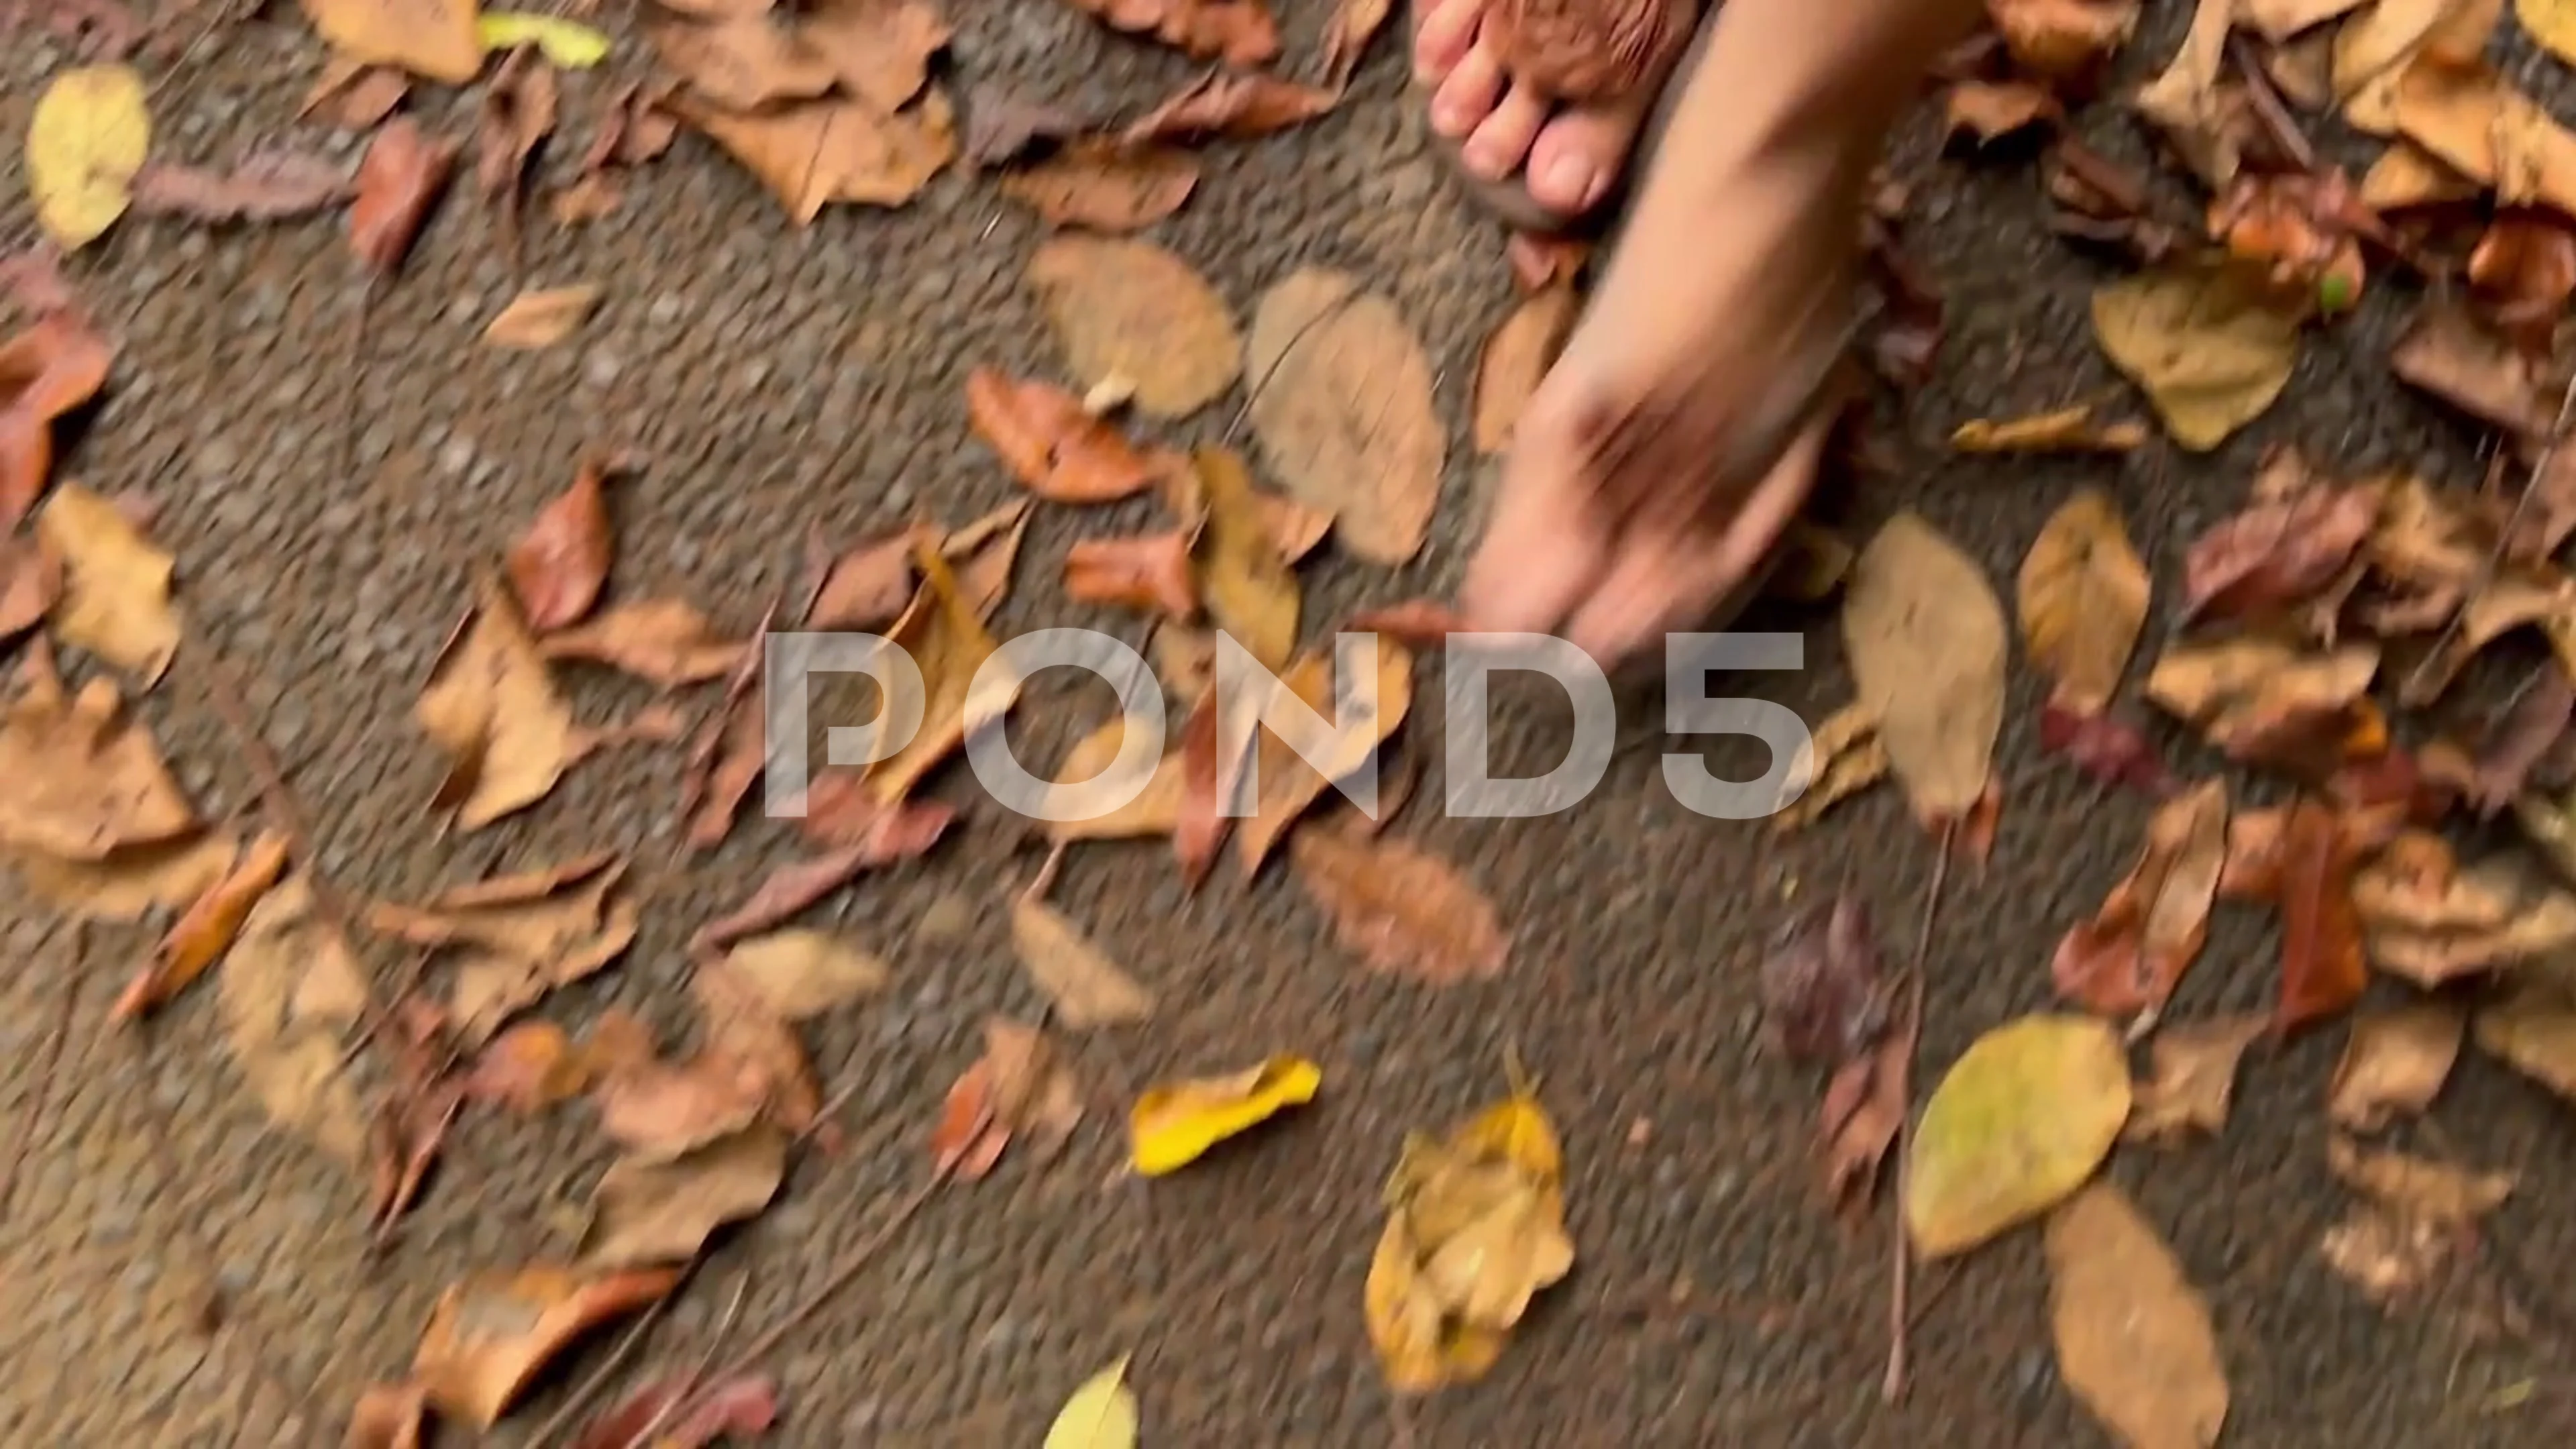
[{"x1": 1413, "y1": 0, "x2": 1703, "y2": 231}]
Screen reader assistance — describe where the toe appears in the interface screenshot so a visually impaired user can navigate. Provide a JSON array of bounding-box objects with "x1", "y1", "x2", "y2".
[
  {"x1": 1430, "y1": 30, "x2": 1509, "y2": 140},
  {"x1": 1524, "y1": 99, "x2": 1647, "y2": 215},
  {"x1": 1413, "y1": 0, "x2": 1481, "y2": 85},
  {"x1": 1460, "y1": 80, "x2": 1550, "y2": 182}
]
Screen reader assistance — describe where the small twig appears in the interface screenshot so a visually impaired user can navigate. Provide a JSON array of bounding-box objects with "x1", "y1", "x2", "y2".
[
  {"x1": 1, "y1": 925, "x2": 79, "y2": 1224},
  {"x1": 614, "y1": 1273, "x2": 751, "y2": 1448},
  {"x1": 1883, "y1": 820, "x2": 1953, "y2": 1404},
  {"x1": 2229, "y1": 36, "x2": 2314, "y2": 173},
  {"x1": 2407, "y1": 368, "x2": 2576, "y2": 699},
  {"x1": 521, "y1": 1267, "x2": 697, "y2": 1449}
]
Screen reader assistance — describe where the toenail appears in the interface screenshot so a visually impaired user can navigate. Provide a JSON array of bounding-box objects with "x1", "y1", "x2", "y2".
[{"x1": 1538, "y1": 153, "x2": 1598, "y2": 208}]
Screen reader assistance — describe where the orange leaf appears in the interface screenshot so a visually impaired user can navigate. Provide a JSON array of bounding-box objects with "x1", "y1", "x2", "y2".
[
  {"x1": 2273, "y1": 799, "x2": 2368, "y2": 1034},
  {"x1": 113, "y1": 830, "x2": 291, "y2": 1021},
  {"x1": 1121, "y1": 70, "x2": 1339, "y2": 144},
  {"x1": 1290, "y1": 828, "x2": 1508, "y2": 984},
  {"x1": 1059, "y1": 0, "x2": 1279, "y2": 66},
  {"x1": 413, "y1": 1265, "x2": 682, "y2": 1428},
  {"x1": 1063, "y1": 531, "x2": 1198, "y2": 618},
  {"x1": 965, "y1": 368, "x2": 1161, "y2": 502},
  {"x1": 506, "y1": 451, "x2": 627, "y2": 631},
  {"x1": 0, "y1": 311, "x2": 115, "y2": 529},
  {"x1": 2051, "y1": 779, "x2": 2229, "y2": 1016},
  {"x1": 349, "y1": 117, "x2": 458, "y2": 276}
]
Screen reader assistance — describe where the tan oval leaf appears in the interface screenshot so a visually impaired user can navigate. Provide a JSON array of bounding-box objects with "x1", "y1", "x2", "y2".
[
  {"x1": 1026, "y1": 235, "x2": 1241, "y2": 417},
  {"x1": 1010, "y1": 894, "x2": 1156, "y2": 1029},
  {"x1": 1289, "y1": 828, "x2": 1506, "y2": 984},
  {"x1": 2017, "y1": 488, "x2": 2150, "y2": 716},
  {"x1": 1907, "y1": 1013, "x2": 2131, "y2": 1258},
  {"x1": 2045, "y1": 1181, "x2": 2230, "y2": 1449},
  {"x1": 482, "y1": 284, "x2": 600, "y2": 350},
  {"x1": 1842, "y1": 511, "x2": 2007, "y2": 822},
  {"x1": 1246, "y1": 267, "x2": 1442, "y2": 564}
]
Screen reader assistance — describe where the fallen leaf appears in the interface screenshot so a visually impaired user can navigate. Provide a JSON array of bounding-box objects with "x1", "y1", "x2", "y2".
[
  {"x1": 38, "y1": 482, "x2": 180, "y2": 684},
  {"x1": 1189, "y1": 445, "x2": 1300, "y2": 673},
  {"x1": 934, "y1": 1017, "x2": 1084, "y2": 1179},
  {"x1": 2358, "y1": 139, "x2": 2479, "y2": 209},
  {"x1": 1943, "y1": 79, "x2": 2061, "y2": 145},
  {"x1": 350, "y1": 117, "x2": 460, "y2": 276},
  {"x1": 2135, "y1": 0, "x2": 2243, "y2": 188},
  {"x1": 0, "y1": 311, "x2": 115, "y2": 531},
  {"x1": 1044, "y1": 1356, "x2": 1139, "y2": 1449},
  {"x1": 1245, "y1": 267, "x2": 1442, "y2": 565},
  {"x1": 965, "y1": 369, "x2": 1160, "y2": 502},
  {"x1": 538, "y1": 598, "x2": 744, "y2": 689},
  {"x1": 2386, "y1": 62, "x2": 2576, "y2": 218},
  {"x1": 2467, "y1": 209, "x2": 2576, "y2": 351},
  {"x1": 686, "y1": 89, "x2": 957, "y2": 222},
  {"x1": 2053, "y1": 779, "x2": 2230, "y2": 1017},
  {"x1": 0, "y1": 661, "x2": 196, "y2": 860},
  {"x1": 1289, "y1": 828, "x2": 1506, "y2": 985},
  {"x1": 1472, "y1": 282, "x2": 1577, "y2": 455},
  {"x1": 1989, "y1": 0, "x2": 2139, "y2": 83},
  {"x1": 1364, "y1": 1083, "x2": 1572, "y2": 1393},
  {"x1": 1233, "y1": 635, "x2": 1412, "y2": 871},
  {"x1": 415, "y1": 577, "x2": 580, "y2": 829},
  {"x1": 2329, "y1": 1004, "x2": 2462, "y2": 1130},
  {"x1": 28, "y1": 64, "x2": 150, "y2": 250},
  {"x1": 1058, "y1": 0, "x2": 1279, "y2": 66},
  {"x1": 1012, "y1": 879, "x2": 1156, "y2": 1029},
  {"x1": 1027, "y1": 236, "x2": 1241, "y2": 418},
  {"x1": 2353, "y1": 832, "x2": 2576, "y2": 983},
  {"x1": 475, "y1": 47, "x2": 556, "y2": 241},
  {"x1": 346, "y1": 1381, "x2": 429, "y2": 1449},
  {"x1": 413, "y1": 1265, "x2": 681, "y2": 1428},
  {"x1": 2243, "y1": 0, "x2": 2367, "y2": 39},
  {"x1": 9, "y1": 830, "x2": 234, "y2": 922},
  {"x1": 572, "y1": 1373, "x2": 780, "y2": 1449},
  {"x1": 684, "y1": 691, "x2": 766, "y2": 851},
  {"x1": 947, "y1": 500, "x2": 1031, "y2": 618},
  {"x1": 1949, "y1": 403, "x2": 2147, "y2": 453},
  {"x1": 2184, "y1": 482, "x2": 2379, "y2": 623},
  {"x1": 1000, "y1": 143, "x2": 1199, "y2": 232},
  {"x1": 720, "y1": 927, "x2": 888, "y2": 1018},
  {"x1": 861, "y1": 543, "x2": 1020, "y2": 803},
  {"x1": 1344, "y1": 598, "x2": 1472, "y2": 647},
  {"x1": 367, "y1": 854, "x2": 635, "y2": 1042},
  {"x1": 690, "y1": 805, "x2": 954, "y2": 951},
  {"x1": 460, "y1": 1021, "x2": 592, "y2": 1113},
  {"x1": 482, "y1": 283, "x2": 598, "y2": 351},
  {"x1": 2091, "y1": 258, "x2": 2299, "y2": 449},
  {"x1": 2126, "y1": 1012, "x2": 2267, "y2": 1140},
  {"x1": 578, "y1": 1123, "x2": 788, "y2": 1269},
  {"x1": 1064, "y1": 531, "x2": 1198, "y2": 619},
  {"x1": 1758, "y1": 894, "x2": 1888, "y2": 1066},
  {"x1": 2145, "y1": 638, "x2": 2379, "y2": 767},
  {"x1": 1907, "y1": 1014, "x2": 2131, "y2": 1258},
  {"x1": 592, "y1": 1047, "x2": 771, "y2": 1162},
  {"x1": 2045, "y1": 1181, "x2": 2231, "y2": 1449},
  {"x1": 301, "y1": 59, "x2": 411, "y2": 130},
  {"x1": 1121, "y1": 71, "x2": 1338, "y2": 145},
  {"x1": 2017, "y1": 488, "x2": 2149, "y2": 717},
  {"x1": 960, "y1": 83, "x2": 1095, "y2": 167},
  {"x1": 2328, "y1": 1136, "x2": 2514, "y2": 1224},
  {"x1": 803, "y1": 527, "x2": 916, "y2": 631},
  {"x1": 301, "y1": 0, "x2": 484, "y2": 83},
  {"x1": 217, "y1": 876, "x2": 370, "y2": 1165},
  {"x1": 1322, "y1": 0, "x2": 1393, "y2": 82},
  {"x1": 112, "y1": 830, "x2": 292, "y2": 1021},
  {"x1": 1045, "y1": 716, "x2": 1185, "y2": 843},
  {"x1": 1772, "y1": 703, "x2": 1889, "y2": 827},
  {"x1": 506, "y1": 451, "x2": 620, "y2": 630},
  {"x1": 1844, "y1": 511, "x2": 2008, "y2": 826},
  {"x1": 646, "y1": 9, "x2": 835, "y2": 111},
  {"x1": 478, "y1": 11, "x2": 612, "y2": 68},
  {"x1": 2039, "y1": 704, "x2": 2174, "y2": 796},
  {"x1": 800, "y1": 0, "x2": 952, "y2": 110},
  {"x1": 689, "y1": 959, "x2": 830, "y2": 1140},
  {"x1": 2272, "y1": 799, "x2": 2369, "y2": 1033},
  {"x1": 129, "y1": 151, "x2": 353, "y2": 222},
  {"x1": 2387, "y1": 299, "x2": 2547, "y2": 436},
  {"x1": 2471, "y1": 982, "x2": 2576, "y2": 1100},
  {"x1": 2463, "y1": 672, "x2": 2574, "y2": 815},
  {"x1": 1130, "y1": 1055, "x2": 1320, "y2": 1175}
]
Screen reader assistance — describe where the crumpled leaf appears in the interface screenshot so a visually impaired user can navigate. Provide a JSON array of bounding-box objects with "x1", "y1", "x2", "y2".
[
  {"x1": 1289, "y1": 827, "x2": 1506, "y2": 985},
  {"x1": 2134, "y1": 0, "x2": 2242, "y2": 188},
  {"x1": 28, "y1": 63, "x2": 150, "y2": 251},
  {"x1": 1044, "y1": 1357, "x2": 1139, "y2": 1449},
  {"x1": 1027, "y1": 235, "x2": 1241, "y2": 418},
  {"x1": 578, "y1": 1123, "x2": 788, "y2": 1269},
  {"x1": 1230, "y1": 637, "x2": 1412, "y2": 873},
  {"x1": 415, "y1": 576, "x2": 580, "y2": 829},
  {"x1": 572, "y1": 1372, "x2": 780, "y2": 1449},
  {"x1": 1943, "y1": 79, "x2": 2062, "y2": 146},
  {"x1": 1130, "y1": 1055, "x2": 1320, "y2": 1176},
  {"x1": 9, "y1": 826, "x2": 235, "y2": 922},
  {"x1": 460, "y1": 1020, "x2": 592, "y2": 1113},
  {"x1": 1472, "y1": 282, "x2": 1577, "y2": 455},
  {"x1": 217, "y1": 876, "x2": 371, "y2": 1165},
  {"x1": 1188, "y1": 445, "x2": 1301, "y2": 674},
  {"x1": 932, "y1": 1018, "x2": 1084, "y2": 1181},
  {"x1": 1121, "y1": 71, "x2": 1338, "y2": 145},
  {"x1": 129, "y1": 151, "x2": 353, "y2": 223},
  {"x1": 2387, "y1": 299, "x2": 2548, "y2": 437},
  {"x1": 1759, "y1": 894, "x2": 1888, "y2": 1067},
  {"x1": 862, "y1": 543, "x2": 1021, "y2": 804},
  {"x1": 2092, "y1": 258, "x2": 2299, "y2": 449},
  {"x1": 800, "y1": 0, "x2": 951, "y2": 110},
  {"x1": 720, "y1": 928, "x2": 888, "y2": 1019},
  {"x1": 0, "y1": 661, "x2": 197, "y2": 860},
  {"x1": 2039, "y1": 703, "x2": 2174, "y2": 796},
  {"x1": 482, "y1": 283, "x2": 598, "y2": 350},
  {"x1": 2125, "y1": 1012, "x2": 2266, "y2": 1140},
  {"x1": 690, "y1": 802, "x2": 953, "y2": 951},
  {"x1": 301, "y1": 58, "x2": 411, "y2": 130},
  {"x1": 2053, "y1": 780, "x2": 2230, "y2": 1018},
  {"x1": 506, "y1": 451, "x2": 620, "y2": 630},
  {"x1": 364, "y1": 852, "x2": 635, "y2": 1044},
  {"x1": 686, "y1": 89, "x2": 957, "y2": 223},
  {"x1": 301, "y1": 0, "x2": 483, "y2": 83},
  {"x1": 1, "y1": 311, "x2": 115, "y2": 531},
  {"x1": 1364, "y1": 1083, "x2": 1572, "y2": 1393},
  {"x1": 1771, "y1": 703, "x2": 1888, "y2": 828},
  {"x1": 645, "y1": 9, "x2": 835, "y2": 111},
  {"x1": 2328, "y1": 1136, "x2": 2514, "y2": 1224},
  {"x1": 478, "y1": 11, "x2": 611, "y2": 68},
  {"x1": 1989, "y1": 0, "x2": 2139, "y2": 83},
  {"x1": 1012, "y1": 869, "x2": 1155, "y2": 1029},
  {"x1": 2209, "y1": 169, "x2": 2378, "y2": 312},
  {"x1": 2385, "y1": 61, "x2": 2576, "y2": 219},
  {"x1": 2353, "y1": 831, "x2": 2576, "y2": 983},
  {"x1": 2017, "y1": 488, "x2": 2149, "y2": 717},
  {"x1": 1844, "y1": 511, "x2": 2007, "y2": 826},
  {"x1": 2183, "y1": 480, "x2": 2379, "y2": 623},
  {"x1": 2145, "y1": 638, "x2": 2379, "y2": 767},
  {"x1": 38, "y1": 482, "x2": 180, "y2": 684},
  {"x1": 2329, "y1": 1004, "x2": 2462, "y2": 1130},
  {"x1": 413, "y1": 1264, "x2": 682, "y2": 1428},
  {"x1": 538, "y1": 598, "x2": 745, "y2": 689},
  {"x1": 1907, "y1": 1014, "x2": 2132, "y2": 1258},
  {"x1": 998, "y1": 142, "x2": 1198, "y2": 232},
  {"x1": 1057, "y1": 0, "x2": 1279, "y2": 66},
  {"x1": 349, "y1": 117, "x2": 458, "y2": 276},
  {"x1": 965, "y1": 368, "x2": 1160, "y2": 502},
  {"x1": 1245, "y1": 267, "x2": 1442, "y2": 565},
  {"x1": 2271, "y1": 799, "x2": 2369, "y2": 1034},
  {"x1": 2471, "y1": 982, "x2": 2576, "y2": 1101},
  {"x1": 1065, "y1": 531, "x2": 1198, "y2": 619},
  {"x1": 592, "y1": 1045, "x2": 771, "y2": 1163},
  {"x1": 111, "y1": 830, "x2": 291, "y2": 1022},
  {"x1": 2465, "y1": 209, "x2": 2576, "y2": 350},
  {"x1": 1949, "y1": 403, "x2": 2145, "y2": 453},
  {"x1": 2045, "y1": 1181, "x2": 2231, "y2": 1449}
]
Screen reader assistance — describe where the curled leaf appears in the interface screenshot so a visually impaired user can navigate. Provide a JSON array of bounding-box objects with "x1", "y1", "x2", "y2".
[
  {"x1": 966, "y1": 368, "x2": 1161, "y2": 502},
  {"x1": 1130, "y1": 1055, "x2": 1320, "y2": 1176},
  {"x1": 349, "y1": 117, "x2": 459, "y2": 276},
  {"x1": 2053, "y1": 779, "x2": 2229, "y2": 1016},
  {"x1": 2126, "y1": 1012, "x2": 2266, "y2": 1140},
  {"x1": 2329, "y1": 1004, "x2": 2462, "y2": 1131},
  {"x1": 112, "y1": 830, "x2": 291, "y2": 1021},
  {"x1": 413, "y1": 1265, "x2": 681, "y2": 1427}
]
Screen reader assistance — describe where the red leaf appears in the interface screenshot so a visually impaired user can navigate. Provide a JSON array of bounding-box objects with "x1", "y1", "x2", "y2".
[
  {"x1": 130, "y1": 151, "x2": 353, "y2": 222},
  {"x1": 2182, "y1": 484, "x2": 2377, "y2": 623},
  {"x1": 573, "y1": 1373, "x2": 779, "y2": 1449},
  {"x1": 2051, "y1": 779, "x2": 2229, "y2": 1016},
  {"x1": 350, "y1": 118, "x2": 459, "y2": 276},
  {"x1": 2273, "y1": 799, "x2": 2368, "y2": 1034},
  {"x1": 930, "y1": 1056, "x2": 999, "y2": 1179},
  {"x1": 1063, "y1": 531, "x2": 1197, "y2": 618},
  {"x1": 965, "y1": 368, "x2": 1160, "y2": 502},
  {"x1": 2039, "y1": 702, "x2": 2174, "y2": 796},
  {"x1": 0, "y1": 312, "x2": 115, "y2": 530},
  {"x1": 506, "y1": 452, "x2": 625, "y2": 631}
]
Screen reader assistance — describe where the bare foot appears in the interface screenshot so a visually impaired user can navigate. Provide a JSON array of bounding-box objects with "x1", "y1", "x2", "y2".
[{"x1": 1414, "y1": 0, "x2": 1701, "y2": 226}]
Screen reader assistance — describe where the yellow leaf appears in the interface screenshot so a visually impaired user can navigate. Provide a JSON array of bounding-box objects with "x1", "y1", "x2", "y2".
[
  {"x1": 1128, "y1": 1055, "x2": 1320, "y2": 1176},
  {"x1": 2017, "y1": 489, "x2": 2150, "y2": 716},
  {"x1": 38, "y1": 482, "x2": 182, "y2": 684},
  {"x1": 2091, "y1": 259, "x2": 2299, "y2": 450},
  {"x1": 1044, "y1": 1356, "x2": 1138, "y2": 1449},
  {"x1": 478, "y1": 11, "x2": 611, "y2": 67},
  {"x1": 27, "y1": 64, "x2": 151, "y2": 252},
  {"x1": 1906, "y1": 1014, "x2": 2132, "y2": 1258}
]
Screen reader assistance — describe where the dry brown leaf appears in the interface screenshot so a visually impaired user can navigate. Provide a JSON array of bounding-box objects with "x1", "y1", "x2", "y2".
[
  {"x1": 720, "y1": 927, "x2": 889, "y2": 1018},
  {"x1": 592, "y1": 1044, "x2": 772, "y2": 1161},
  {"x1": 2328, "y1": 1136, "x2": 2514, "y2": 1224},
  {"x1": 1026, "y1": 235, "x2": 1241, "y2": 417},
  {"x1": 2053, "y1": 779, "x2": 2231, "y2": 1018},
  {"x1": 688, "y1": 89, "x2": 956, "y2": 222},
  {"x1": 1234, "y1": 637, "x2": 1412, "y2": 872},
  {"x1": 2387, "y1": 299, "x2": 2548, "y2": 436},
  {"x1": 1843, "y1": 512, "x2": 2006, "y2": 826},
  {"x1": 299, "y1": 0, "x2": 482, "y2": 84},
  {"x1": 2045, "y1": 1181, "x2": 2231, "y2": 1449},
  {"x1": 2353, "y1": 833, "x2": 2576, "y2": 983},
  {"x1": 1120, "y1": 71, "x2": 1339, "y2": 145},
  {"x1": 1323, "y1": 0, "x2": 1393, "y2": 81},
  {"x1": 2387, "y1": 62, "x2": 2576, "y2": 217},
  {"x1": 1245, "y1": 267, "x2": 1442, "y2": 565},
  {"x1": 416, "y1": 577, "x2": 580, "y2": 829},
  {"x1": 111, "y1": 830, "x2": 291, "y2": 1022},
  {"x1": 1772, "y1": 703, "x2": 1887, "y2": 828},
  {"x1": 301, "y1": 58, "x2": 409, "y2": 130},
  {"x1": 2472, "y1": 983, "x2": 2576, "y2": 1100},
  {"x1": 538, "y1": 598, "x2": 744, "y2": 690},
  {"x1": 460, "y1": 1022, "x2": 592, "y2": 1114},
  {"x1": 1065, "y1": 531, "x2": 1197, "y2": 619},
  {"x1": 474, "y1": 48, "x2": 555, "y2": 241},
  {"x1": 1058, "y1": 0, "x2": 1280, "y2": 65},
  {"x1": 506, "y1": 452, "x2": 623, "y2": 631},
  {"x1": 217, "y1": 875, "x2": 370, "y2": 1165},
  {"x1": 0, "y1": 531, "x2": 61, "y2": 642},
  {"x1": 482, "y1": 284, "x2": 599, "y2": 351},
  {"x1": 931, "y1": 1018, "x2": 1083, "y2": 1180},
  {"x1": 1189, "y1": 445, "x2": 1299, "y2": 672},
  {"x1": 1046, "y1": 716, "x2": 1185, "y2": 843},
  {"x1": 10, "y1": 830, "x2": 235, "y2": 922},
  {"x1": 38, "y1": 482, "x2": 179, "y2": 684},
  {"x1": 1472, "y1": 282, "x2": 1576, "y2": 455},
  {"x1": 2328, "y1": 1004, "x2": 2462, "y2": 1130},
  {"x1": 2182, "y1": 480, "x2": 2379, "y2": 625},
  {"x1": 1943, "y1": 80, "x2": 2061, "y2": 145},
  {"x1": 965, "y1": 368, "x2": 1161, "y2": 502},
  {"x1": 998, "y1": 142, "x2": 1197, "y2": 232},
  {"x1": 2091, "y1": 258, "x2": 2299, "y2": 450},
  {"x1": 2242, "y1": 0, "x2": 2368, "y2": 40},
  {"x1": 862, "y1": 544, "x2": 1018, "y2": 803},
  {"x1": 804, "y1": 527, "x2": 916, "y2": 631},
  {"x1": 2126, "y1": 1012, "x2": 2267, "y2": 1140},
  {"x1": 578, "y1": 1124, "x2": 788, "y2": 1270},
  {"x1": 647, "y1": 9, "x2": 837, "y2": 111},
  {"x1": 2017, "y1": 488, "x2": 2149, "y2": 717},
  {"x1": 2145, "y1": 638, "x2": 2379, "y2": 767},
  {"x1": 1011, "y1": 876, "x2": 1156, "y2": 1028},
  {"x1": 129, "y1": 151, "x2": 353, "y2": 222},
  {"x1": 1951, "y1": 404, "x2": 2147, "y2": 453},
  {"x1": 2359, "y1": 140, "x2": 2480, "y2": 210},
  {"x1": 368, "y1": 856, "x2": 637, "y2": 1044},
  {"x1": 1291, "y1": 828, "x2": 1507, "y2": 984},
  {"x1": 413, "y1": 1265, "x2": 682, "y2": 1428},
  {"x1": 349, "y1": 117, "x2": 458, "y2": 276},
  {"x1": 1989, "y1": 0, "x2": 2139, "y2": 83},
  {"x1": 1760, "y1": 894, "x2": 1888, "y2": 1067},
  {"x1": 690, "y1": 804, "x2": 953, "y2": 951},
  {"x1": 0, "y1": 313, "x2": 114, "y2": 531},
  {"x1": 2135, "y1": 0, "x2": 2243, "y2": 188},
  {"x1": 0, "y1": 667, "x2": 197, "y2": 861},
  {"x1": 800, "y1": 0, "x2": 953, "y2": 110}
]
